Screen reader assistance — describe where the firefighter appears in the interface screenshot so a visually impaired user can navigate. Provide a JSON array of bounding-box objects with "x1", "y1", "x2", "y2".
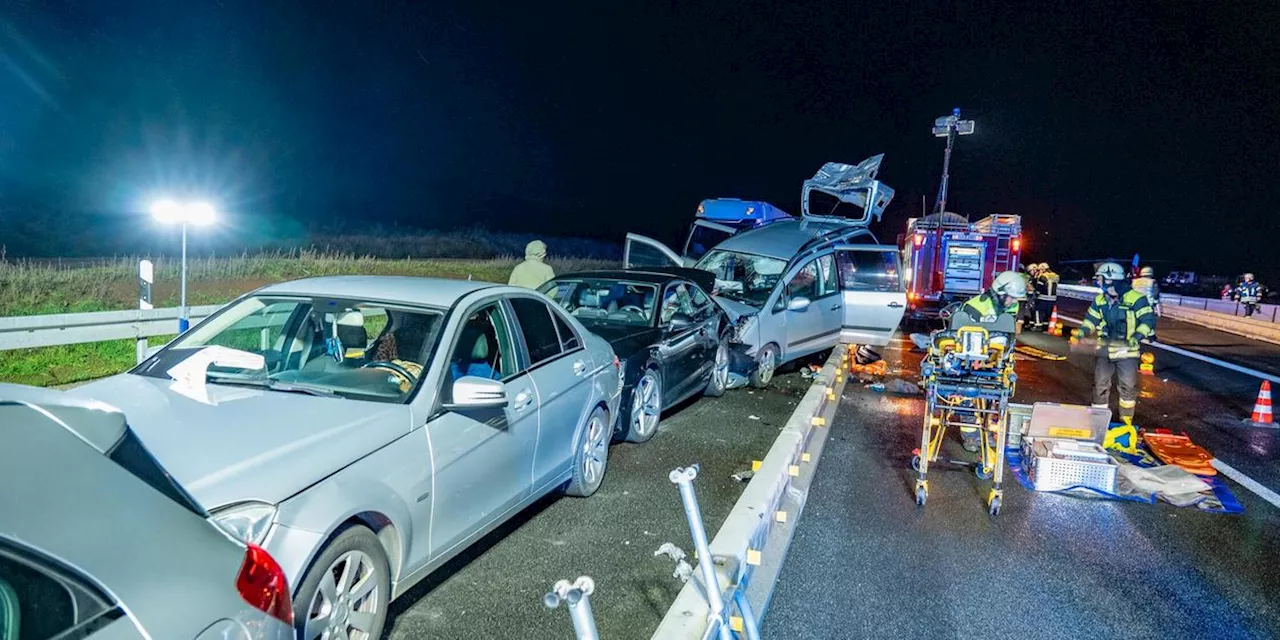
[
  {"x1": 1131, "y1": 266, "x2": 1162, "y2": 316},
  {"x1": 1031, "y1": 262, "x2": 1059, "y2": 331},
  {"x1": 949, "y1": 271, "x2": 1027, "y2": 451},
  {"x1": 1237, "y1": 273, "x2": 1262, "y2": 317},
  {"x1": 1074, "y1": 262, "x2": 1156, "y2": 424}
]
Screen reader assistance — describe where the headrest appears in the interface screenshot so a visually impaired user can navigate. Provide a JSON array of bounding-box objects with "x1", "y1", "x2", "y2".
[{"x1": 470, "y1": 334, "x2": 490, "y2": 360}]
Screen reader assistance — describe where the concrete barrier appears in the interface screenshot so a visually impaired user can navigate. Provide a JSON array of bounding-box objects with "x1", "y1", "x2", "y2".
[{"x1": 652, "y1": 347, "x2": 850, "y2": 639}]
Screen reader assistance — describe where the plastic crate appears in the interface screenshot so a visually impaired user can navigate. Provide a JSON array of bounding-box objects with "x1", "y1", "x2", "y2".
[{"x1": 1026, "y1": 439, "x2": 1118, "y2": 493}]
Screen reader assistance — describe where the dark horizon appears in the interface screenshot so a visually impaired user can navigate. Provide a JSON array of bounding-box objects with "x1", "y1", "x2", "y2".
[{"x1": 2, "y1": 1, "x2": 1277, "y2": 281}]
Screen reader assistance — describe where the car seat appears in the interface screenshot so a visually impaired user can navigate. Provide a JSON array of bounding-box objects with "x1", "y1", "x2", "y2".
[{"x1": 451, "y1": 328, "x2": 499, "y2": 381}]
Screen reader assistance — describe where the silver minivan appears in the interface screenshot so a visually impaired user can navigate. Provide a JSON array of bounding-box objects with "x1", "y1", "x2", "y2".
[{"x1": 623, "y1": 155, "x2": 907, "y2": 386}]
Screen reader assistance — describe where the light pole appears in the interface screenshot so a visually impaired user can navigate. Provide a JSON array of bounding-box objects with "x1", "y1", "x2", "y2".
[
  {"x1": 931, "y1": 107, "x2": 975, "y2": 215},
  {"x1": 151, "y1": 200, "x2": 216, "y2": 332}
]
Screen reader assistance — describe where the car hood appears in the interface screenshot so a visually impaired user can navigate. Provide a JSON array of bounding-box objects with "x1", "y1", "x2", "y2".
[
  {"x1": 582, "y1": 323, "x2": 662, "y2": 360},
  {"x1": 67, "y1": 374, "x2": 411, "y2": 510},
  {"x1": 712, "y1": 296, "x2": 761, "y2": 321}
]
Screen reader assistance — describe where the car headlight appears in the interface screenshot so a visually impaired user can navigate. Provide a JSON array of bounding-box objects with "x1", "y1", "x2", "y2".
[
  {"x1": 732, "y1": 315, "x2": 758, "y2": 343},
  {"x1": 211, "y1": 502, "x2": 277, "y2": 545}
]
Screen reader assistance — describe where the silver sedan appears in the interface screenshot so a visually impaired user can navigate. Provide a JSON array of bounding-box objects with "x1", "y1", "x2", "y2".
[
  {"x1": 0, "y1": 384, "x2": 294, "y2": 639},
  {"x1": 70, "y1": 276, "x2": 622, "y2": 639}
]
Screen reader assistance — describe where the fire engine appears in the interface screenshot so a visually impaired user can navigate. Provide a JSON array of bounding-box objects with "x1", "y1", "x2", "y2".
[{"x1": 898, "y1": 212, "x2": 1022, "y2": 320}]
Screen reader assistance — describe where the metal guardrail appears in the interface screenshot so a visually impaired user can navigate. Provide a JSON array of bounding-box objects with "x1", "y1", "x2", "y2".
[
  {"x1": 654, "y1": 346, "x2": 850, "y2": 639},
  {"x1": 1058, "y1": 284, "x2": 1278, "y2": 324},
  {"x1": 0, "y1": 305, "x2": 221, "y2": 351}
]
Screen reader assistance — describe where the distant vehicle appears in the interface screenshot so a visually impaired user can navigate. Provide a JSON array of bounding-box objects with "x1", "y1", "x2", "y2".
[
  {"x1": 540, "y1": 268, "x2": 730, "y2": 442},
  {"x1": 898, "y1": 212, "x2": 1023, "y2": 320},
  {"x1": 683, "y1": 199, "x2": 792, "y2": 262},
  {"x1": 69, "y1": 276, "x2": 621, "y2": 640},
  {"x1": 0, "y1": 385, "x2": 293, "y2": 639},
  {"x1": 623, "y1": 155, "x2": 907, "y2": 387}
]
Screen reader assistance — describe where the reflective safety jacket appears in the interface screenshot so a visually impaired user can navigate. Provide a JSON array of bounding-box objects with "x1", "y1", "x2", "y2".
[
  {"x1": 1131, "y1": 276, "x2": 1161, "y2": 307},
  {"x1": 1035, "y1": 271, "x2": 1060, "y2": 301},
  {"x1": 1079, "y1": 288, "x2": 1156, "y2": 359},
  {"x1": 950, "y1": 290, "x2": 1019, "y2": 329},
  {"x1": 1237, "y1": 281, "x2": 1262, "y2": 303}
]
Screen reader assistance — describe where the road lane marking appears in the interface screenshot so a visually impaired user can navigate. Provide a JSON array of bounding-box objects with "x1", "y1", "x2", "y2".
[
  {"x1": 1057, "y1": 314, "x2": 1280, "y2": 384},
  {"x1": 1212, "y1": 459, "x2": 1280, "y2": 510}
]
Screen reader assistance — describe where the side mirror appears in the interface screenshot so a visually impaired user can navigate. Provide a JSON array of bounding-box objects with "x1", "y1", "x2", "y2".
[
  {"x1": 787, "y1": 296, "x2": 811, "y2": 312},
  {"x1": 446, "y1": 376, "x2": 508, "y2": 410},
  {"x1": 667, "y1": 312, "x2": 695, "y2": 332}
]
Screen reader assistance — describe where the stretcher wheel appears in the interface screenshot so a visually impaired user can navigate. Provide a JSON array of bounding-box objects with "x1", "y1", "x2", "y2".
[
  {"x1": 910, "y1": 455, "x2": 921, "y2": 472},
  {"x1": 915, "y1": 486, "x2": 928, "y2": 506},
  {"x1": 974, "y1": 465, "x2": 993, "y2": 480},
  {"x1": 988, "y1": 496, "x2": 1002, "y2": 516}
]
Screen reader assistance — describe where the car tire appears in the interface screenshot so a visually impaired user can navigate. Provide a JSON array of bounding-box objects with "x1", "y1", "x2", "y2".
[
  {"x1": 566, "y1": 405, "x2": 611, "y2": 496},
  {"x1": 703, "y1": 337, "x2": 730, "y2": 398},
  {"x1": 622, "y1": 369, "x2": 662, "y2": 443},
  {"x1": 750, "y1": 343, "x2": 778, "y2": 388},
  {"x1": 293, "y1": 525, "x2": 391, "y2": 640}
]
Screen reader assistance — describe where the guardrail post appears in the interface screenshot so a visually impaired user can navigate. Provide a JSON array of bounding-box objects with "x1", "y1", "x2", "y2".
[
  {"x1": 669, "y1": 465, "x2": 733, "y2": 640},
  {"x1": 544, "y1": 576, "x2": 600, "y2": 640},
  {"x1": 137, "y1": 259, "x2": 153, "y2": 364}
]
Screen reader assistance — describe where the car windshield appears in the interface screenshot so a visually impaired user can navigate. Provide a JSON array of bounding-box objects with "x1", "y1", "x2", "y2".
[
  {"x1": 134, "y1": 295, "x2": 444, "y2": 403},
  {"x1": 695, "y1": 249, "x2": 787, "y2": 307},
  {"x1": 539, "y1": 279, "x2": 659, "y2": 326}
]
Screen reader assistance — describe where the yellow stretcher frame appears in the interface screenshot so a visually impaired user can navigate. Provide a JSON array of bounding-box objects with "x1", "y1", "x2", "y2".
[{"x1": 912, "y1": 325, "x2": 1017, "y2": 515}]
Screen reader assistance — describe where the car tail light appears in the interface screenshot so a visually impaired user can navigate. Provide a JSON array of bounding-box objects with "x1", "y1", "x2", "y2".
[{"x1": 237, "y1": 543, "x2": 293, "y2": 626}]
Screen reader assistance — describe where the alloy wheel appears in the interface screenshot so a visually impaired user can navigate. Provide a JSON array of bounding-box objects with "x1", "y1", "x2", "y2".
[{"x1": 304, "y1": 550, "x2": 381, "y2": 640}]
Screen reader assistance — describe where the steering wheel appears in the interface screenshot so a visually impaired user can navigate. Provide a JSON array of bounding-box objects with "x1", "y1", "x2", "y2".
[
  {"x1": 361, "y1": 361, "x2": 418, "y2": 385},
  {"x1": 620, "y1": 305, "x2": 645, "y2": 315}
]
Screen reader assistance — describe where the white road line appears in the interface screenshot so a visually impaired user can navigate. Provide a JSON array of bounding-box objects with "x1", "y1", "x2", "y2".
[
  {"x1": 1212, "y1": 460, "x2": 1280, "y2": 510},
  {"x1": 1059, "y1": 312, "x2": 1280, "y2": 509},
  {"x1": 1056, "y1": 313, "x2": 1280, "y2": 383}
]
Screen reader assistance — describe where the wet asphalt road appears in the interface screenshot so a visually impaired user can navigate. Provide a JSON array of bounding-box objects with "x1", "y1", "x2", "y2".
[
  {"x1": 764, "y1": 329, "x2": 1280, "y2": 639},
  {"x1": 384, "y1": 368, "x2": 818, "y2": 639}
]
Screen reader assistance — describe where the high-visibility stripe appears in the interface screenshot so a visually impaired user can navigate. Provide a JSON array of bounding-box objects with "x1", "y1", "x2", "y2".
[{"x1": 1118, "y1": 399, "x2": 1136, "y2": 408}]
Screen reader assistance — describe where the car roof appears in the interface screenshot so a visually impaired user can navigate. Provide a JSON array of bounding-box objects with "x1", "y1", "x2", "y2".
[
  {"x1": 554, "y1": 268, "x2": 715, "y2": 293},
  {"x1": 711, "y1": 218, "x2": 867, "y2": 259},
  {"x1": 257, "y1": 275, "x2": 496, "y2": 307}
]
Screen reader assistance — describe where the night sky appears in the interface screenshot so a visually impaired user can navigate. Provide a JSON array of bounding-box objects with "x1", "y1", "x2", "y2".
[{"x1": 2, "y1": 1, "x2": 1277, "y2": 279}]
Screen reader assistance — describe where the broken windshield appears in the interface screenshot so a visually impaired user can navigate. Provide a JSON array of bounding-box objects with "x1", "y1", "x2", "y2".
[{"x1": 695, "y1": 249, "x2": 786, "y2": 308}]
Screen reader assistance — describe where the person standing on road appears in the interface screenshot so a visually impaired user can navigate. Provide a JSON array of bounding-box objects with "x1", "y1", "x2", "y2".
[
  {"x1": 1131, "y1": 266, "x2": 1162, "y2": 316},
  {"x1": 1074, "y1": 262, "x2": 1156, "y2": 424},
  {"x1": 1237, "y1": 273, "x2": 1262, "y2": 318},
  {"x1": 949, "y1": 270, "x2": 1027, "y2": 451},
  {"x1": 508, "y1": 239, "x2": 556, "y2": 289},
  {"x1": 1031, "y1": 262, "x2": 1059, "y2": 331}
]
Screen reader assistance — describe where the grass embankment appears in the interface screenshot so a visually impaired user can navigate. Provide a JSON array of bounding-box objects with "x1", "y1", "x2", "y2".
[{"x1": 0, "y1": 252, "x2": 613, "y2": 387}]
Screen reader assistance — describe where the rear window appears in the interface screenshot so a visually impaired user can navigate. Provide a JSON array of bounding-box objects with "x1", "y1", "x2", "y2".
[
  {"x1": 108, "y1": 428, "x2": 207, "y2": 518},
  {"x1": 0, "y1": 539, "x2": 122, "y2": 639}
]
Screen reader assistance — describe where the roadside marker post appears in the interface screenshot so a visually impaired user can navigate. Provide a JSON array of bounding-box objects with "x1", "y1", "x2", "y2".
[{"x1": 137, "y1": 259, "x2": 153, "y2": 364}]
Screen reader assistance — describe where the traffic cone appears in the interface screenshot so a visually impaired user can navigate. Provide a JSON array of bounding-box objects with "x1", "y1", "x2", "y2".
[
  {"x1": 1248, "y1": 381, "x2": 1272, "y2": 425},
  {"x1": 1139, "y1": 352, "x2": 1155, "y2": 375},
  {"x1": 1048, "y1": 307, "x2": 1061, "y2": 336}
]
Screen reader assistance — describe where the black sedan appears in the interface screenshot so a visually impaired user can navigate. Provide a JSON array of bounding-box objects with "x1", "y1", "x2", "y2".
[{"x1": 539, "y1": 268, "x2": 730, "y2": 442}]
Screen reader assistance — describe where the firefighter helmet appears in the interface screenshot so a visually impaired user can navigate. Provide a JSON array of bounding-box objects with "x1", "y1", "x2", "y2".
[
  {"x1": 993, "y1": 271, "x2": 1028, "y2": 301},
  {"x1": 1038, "y1": 262, "x2": 1050, "y2": 271},
  {"x1": 1244, "y1": 273, "x2": 1255, "y2": 280},
  {"x1": 1140, "y1": 266, "x2": 1155, "y2": 277},
  {"x1": 1095, "y1": 262, "x2": 1126, "y2": 282}
]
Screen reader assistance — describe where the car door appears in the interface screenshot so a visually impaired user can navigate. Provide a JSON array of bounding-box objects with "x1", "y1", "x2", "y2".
[
  {"x1": 426, "y1": 300, "x2": 537, "y2": 559},
  {"x1": 508, "y1": 296, "x2": 596, "y2": 491},
  {"x1": 657, "y1": 282, "x2": 708, "y2": 399},
  {"x1": 686, "y1": 283, "x2": 722, "y2": 383},
  {"x1": 773, "y1": 252, "x2": 843, "y2": 359},
  {"x1": 683, "y1": 220, "x2": 737, "y2": 262},
  {"x1": 835, "y1": 244, "x2": 908, "y2": 345},
  {"x1": 625, "y1": 233, "x2": 687, "y2": 269}
]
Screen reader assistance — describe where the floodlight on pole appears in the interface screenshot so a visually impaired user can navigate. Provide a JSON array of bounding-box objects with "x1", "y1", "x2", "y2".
[
  {"x1": 149, "y1": 199, "x2": 218, "y2": 333},
  {"x1": 931, "y1": 107, "x2": 975, "y2": 216}
]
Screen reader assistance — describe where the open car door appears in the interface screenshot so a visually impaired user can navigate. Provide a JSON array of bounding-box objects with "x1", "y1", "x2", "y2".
[
  {"x1": 624, "y1": 233, "x2": 688, "y2": 269},
  {"x1": 682, "y1": 220, "x2": 737, "y2": 262},
  {"x1": 801, "y1": 154, "x2": 896, "y2": 226},
  {"x1": 835, "y1": 244, "x2": 907, "y2": 346}
]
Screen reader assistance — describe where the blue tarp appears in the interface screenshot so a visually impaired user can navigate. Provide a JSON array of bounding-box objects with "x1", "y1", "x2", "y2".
[{"x1": 696, "y1": 199, "x2": 791, "y2": 228}]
